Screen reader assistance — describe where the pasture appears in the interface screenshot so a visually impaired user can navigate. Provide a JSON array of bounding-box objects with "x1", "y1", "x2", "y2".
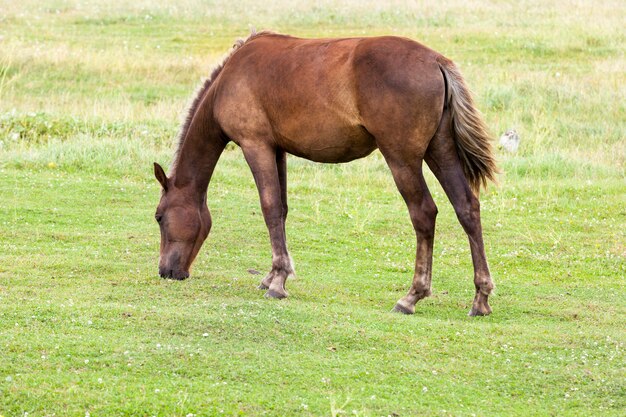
[{"x1": 0, "y1": 0, "x2": 624, "y2": 415}]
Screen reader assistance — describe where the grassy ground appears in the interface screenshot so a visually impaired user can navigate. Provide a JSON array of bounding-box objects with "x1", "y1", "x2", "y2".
[{"x1": 1, "y1": 1, "x2": 624, "y2": 416}]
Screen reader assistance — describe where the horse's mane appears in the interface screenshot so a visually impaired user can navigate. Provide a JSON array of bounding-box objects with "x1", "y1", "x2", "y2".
[{"x1": 171, "y1": 30, "x2": 274, "y2": 171}]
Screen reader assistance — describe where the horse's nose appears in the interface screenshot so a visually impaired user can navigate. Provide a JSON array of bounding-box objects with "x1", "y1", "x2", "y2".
[
  {"x1": 172, "y1": 270, "x2": 190, "y2": 280},
  {"x1": 159, "y1": 267, "x2": 172, "y2": 278}
]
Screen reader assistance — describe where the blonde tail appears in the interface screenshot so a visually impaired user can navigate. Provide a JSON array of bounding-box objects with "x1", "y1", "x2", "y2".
[{"x1": 438, "y1": 58, "x2": 498, "y2": 193}]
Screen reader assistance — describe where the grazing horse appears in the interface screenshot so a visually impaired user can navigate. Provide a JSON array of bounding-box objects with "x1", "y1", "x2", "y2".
[{"x1": 153, "y1": 32, "x2": 498, "y2": 316}]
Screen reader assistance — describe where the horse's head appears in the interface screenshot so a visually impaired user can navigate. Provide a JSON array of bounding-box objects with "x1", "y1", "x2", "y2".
[{"x1": 153, "y1": 162, "x2": 211, "y2": 280}]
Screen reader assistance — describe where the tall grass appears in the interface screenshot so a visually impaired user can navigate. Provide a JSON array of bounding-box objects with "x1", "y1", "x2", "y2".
[{"x1": 1, "y1": 0, "x2": 624, "y2": 170}]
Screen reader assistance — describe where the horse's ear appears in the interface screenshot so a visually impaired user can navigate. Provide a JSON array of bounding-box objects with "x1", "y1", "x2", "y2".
[{"x1": 154, "y1": 162, "x2": 168, "y2": 191}]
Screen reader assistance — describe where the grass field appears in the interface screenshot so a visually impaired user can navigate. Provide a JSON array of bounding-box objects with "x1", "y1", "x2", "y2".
[{"x1": 1, "y1": 1, "x2": 625, "y2": 416}]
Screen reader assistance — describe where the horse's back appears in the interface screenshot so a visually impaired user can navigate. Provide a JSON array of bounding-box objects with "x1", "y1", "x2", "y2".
[{"x1": 213, "y1": 34, "x2": 446, "y2": 162}]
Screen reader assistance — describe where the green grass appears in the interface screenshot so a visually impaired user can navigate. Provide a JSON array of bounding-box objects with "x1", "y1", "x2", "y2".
[{"x1": 1, "y1": 1, "x2": 625, "y2": 416}]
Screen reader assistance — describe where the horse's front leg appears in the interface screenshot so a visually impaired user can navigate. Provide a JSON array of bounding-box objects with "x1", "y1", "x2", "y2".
[{"x1": 242, "y1": 144, "x2": 294, "y2": 299}]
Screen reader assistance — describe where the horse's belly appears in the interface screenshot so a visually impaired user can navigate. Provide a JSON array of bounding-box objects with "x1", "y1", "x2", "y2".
[{"x1": 278, "y1": 123, "x2": 377, "y2": 163}]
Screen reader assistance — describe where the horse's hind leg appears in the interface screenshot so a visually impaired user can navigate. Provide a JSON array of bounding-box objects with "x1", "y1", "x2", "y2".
[
  {"x1": 241, "y1": 143, "x2": 294, "y2": 299},
  {"x1": 425, "y1": 111, "x2": 494, "y2": 316},
  {"x1": 379, "y1": 149, "x2": 438, "y2": 314}
]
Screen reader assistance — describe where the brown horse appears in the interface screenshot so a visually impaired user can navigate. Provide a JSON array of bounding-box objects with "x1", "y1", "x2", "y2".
[{"x1": 154, "y1": 32, "x2": 498, "y2": 316}]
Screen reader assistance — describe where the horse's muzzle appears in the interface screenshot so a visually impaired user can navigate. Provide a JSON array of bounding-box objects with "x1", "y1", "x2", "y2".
[{"x1": 159, "y1": 267, "x2": 189, "y2": 280}]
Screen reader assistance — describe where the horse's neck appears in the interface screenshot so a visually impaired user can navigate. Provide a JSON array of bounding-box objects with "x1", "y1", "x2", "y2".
[{"x1": 173, "y1": 110, "x2": 226, "y2": 194}]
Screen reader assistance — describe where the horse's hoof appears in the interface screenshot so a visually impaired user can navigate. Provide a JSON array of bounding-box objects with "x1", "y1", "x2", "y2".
[
  {"x1": 468, "y1": 304, "x2": 492, "y2": 317},
  {"x1": 265, "y1": 289, "x2": 288, "y2": 299},
  {"x1": 257, "y1": 283, "x2": 269, "y2": 290},
  {"x1": 392, "y1": 302, "x2": 414, "y2": 315}
]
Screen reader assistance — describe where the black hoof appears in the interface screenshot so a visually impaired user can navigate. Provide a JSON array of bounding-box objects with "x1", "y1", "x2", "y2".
[
  {"x1": 392, "y1": 303, "x2": 414, "y2": 315},
  {"x1": 257, "y1": 283, "x2": 269, "y2": 290},
  {"x1": 265, "y1": 289, "x2": 287, "y2": 299}
]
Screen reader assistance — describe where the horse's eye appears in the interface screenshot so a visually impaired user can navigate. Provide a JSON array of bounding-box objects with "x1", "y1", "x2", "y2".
[{"x1": 155, "y1": 214, "x2": 163, "y2": 224}]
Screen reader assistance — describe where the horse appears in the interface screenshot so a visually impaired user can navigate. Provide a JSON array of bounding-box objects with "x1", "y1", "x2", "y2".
[{"x1": 153, "y1": 31, "x2": 498, "y2": 316}]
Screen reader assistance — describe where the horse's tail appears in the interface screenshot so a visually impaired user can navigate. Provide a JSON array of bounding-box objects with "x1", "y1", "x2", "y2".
[{"x1": 437, "y1": 57, "x2": 498, "y2": 194}]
